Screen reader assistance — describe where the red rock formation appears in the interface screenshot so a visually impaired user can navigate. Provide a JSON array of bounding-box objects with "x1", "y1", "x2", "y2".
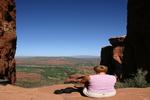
[
  {"x1": 109, "y1": 35, "x2": 126, "y2": 46},
  {"x1": 0, "y1": 0, "x2": 16, "y2": 84},
  {"x1": 100, "y1": 36, "x2": 125, "y2": 80},
  {"x1": 100, "y1": 46, "x2": 114, "y2": 74}
]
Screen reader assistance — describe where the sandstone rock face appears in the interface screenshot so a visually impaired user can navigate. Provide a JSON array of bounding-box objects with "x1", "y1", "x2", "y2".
[
  {"x1": 0, "y1": 0, "x2": 16, "y2": 84},
  {"x1": 123, "y1": 0, "x2": 150, "y2": 82},
  {"x1": 100, "y1": 36, "x2": 125, "y2": 80}
]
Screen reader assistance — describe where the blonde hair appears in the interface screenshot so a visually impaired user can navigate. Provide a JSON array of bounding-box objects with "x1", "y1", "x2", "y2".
[{"x1": 94, "y1": 65, "x2": 108, "y2": 73}]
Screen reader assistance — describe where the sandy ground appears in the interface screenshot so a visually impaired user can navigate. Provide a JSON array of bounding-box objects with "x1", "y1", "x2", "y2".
[{"x1": 0, "y1": 84, "x2": 150, "y2": 100}]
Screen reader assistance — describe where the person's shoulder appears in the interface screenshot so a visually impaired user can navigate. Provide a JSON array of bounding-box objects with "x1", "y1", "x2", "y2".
[
  {"x1": 89, "y1": 74, "x2": 96, "y2": 76},
  {"x1": 89, "y1": 74, "x2": 99, "y2": 78},
  {"x1": 106, "y1": 74, "x2": 116, "y2": 78},
  {"x1": 107, "y1": 75, "x2": 117, "y2": 82}
]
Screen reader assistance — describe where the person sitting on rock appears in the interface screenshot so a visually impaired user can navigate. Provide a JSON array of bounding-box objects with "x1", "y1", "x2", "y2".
[{"x1": 79, "y1": 65, "x2": 117, "y2": 98}]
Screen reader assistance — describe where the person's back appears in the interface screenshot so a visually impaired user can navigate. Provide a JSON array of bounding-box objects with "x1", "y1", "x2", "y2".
[
  {"x1": 88, "y1": 74, "x2": 116, "y2": 93},
  {"x1": 82, "y1": 65, "x2": 117, "y2": 98}
]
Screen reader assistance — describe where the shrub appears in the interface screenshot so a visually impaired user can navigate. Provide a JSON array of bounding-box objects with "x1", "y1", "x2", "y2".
[{"x1": 115, "y1": 68, "x2": 149, "y2": 88}]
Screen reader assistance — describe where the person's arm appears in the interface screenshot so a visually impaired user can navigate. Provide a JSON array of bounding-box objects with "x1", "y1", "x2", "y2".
[{"x1": 80, "y1": 75, "x2": 90, "y2": 83}]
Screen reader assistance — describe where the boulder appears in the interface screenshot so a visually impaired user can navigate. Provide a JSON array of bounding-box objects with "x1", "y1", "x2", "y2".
[{"x1": 109, "y1": 36, "x2": 126, "y2": 46}]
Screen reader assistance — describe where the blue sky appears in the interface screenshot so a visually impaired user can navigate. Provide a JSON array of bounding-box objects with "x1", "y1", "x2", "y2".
[{"x1": 16, "y1": 0, "x2": 127, "y2": 57}]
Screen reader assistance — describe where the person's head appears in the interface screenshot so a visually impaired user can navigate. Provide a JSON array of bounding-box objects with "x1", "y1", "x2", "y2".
[{"x1": 93, "y1": 65, "x2": 108, "y2": 74}]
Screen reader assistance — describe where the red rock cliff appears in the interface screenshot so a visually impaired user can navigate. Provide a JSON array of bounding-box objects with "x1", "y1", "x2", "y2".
[{"x1": 0, "y1": 0, "x2": 16, "y2": 84}]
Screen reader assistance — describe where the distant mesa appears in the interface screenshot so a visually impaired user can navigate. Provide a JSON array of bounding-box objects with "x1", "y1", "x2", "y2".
[{"x1": 73, "y1": 55, "x2": 99, "y2": 58}]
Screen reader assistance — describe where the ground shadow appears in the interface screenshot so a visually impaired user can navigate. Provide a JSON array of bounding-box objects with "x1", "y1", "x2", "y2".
[{"x1": 53, "y1": 87, "x2": 86, "y2": 96}]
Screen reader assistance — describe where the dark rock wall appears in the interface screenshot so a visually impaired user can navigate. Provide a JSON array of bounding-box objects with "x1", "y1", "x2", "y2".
[
  {"x1": 123, "y1": 0, "x2": 150, "y2": 82},
  {"x1": 100, "y1": 46, "x2": 114, "y2": 74},
  {"x1": 0, "y1": 0, "x2": 16, "y2": 84},
  {"x1": 100, "y1": 37, "x2": 125, "y2": 77}
]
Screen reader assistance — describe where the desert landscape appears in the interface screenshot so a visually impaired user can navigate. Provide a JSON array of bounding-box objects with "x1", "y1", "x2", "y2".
[
  {"x1": 0, "y1": 57, "x2": 149, "y2": 100},
  {"x1": 1, "y1": 0, "x2": 150, "y2": 100},
  {"x1": 15, "y1": 57, "x2": 99, "y2": 87}
]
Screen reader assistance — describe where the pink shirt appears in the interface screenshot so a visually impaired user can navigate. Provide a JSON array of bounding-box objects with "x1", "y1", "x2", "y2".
[{"x1": 88, "y1": 74, "x2": 116, "y2": 93}]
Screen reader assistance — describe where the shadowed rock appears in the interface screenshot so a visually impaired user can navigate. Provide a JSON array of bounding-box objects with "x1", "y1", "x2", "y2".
[
  {"x1": 109, "y1": 36, "x2": 126, "y2": 46},
  {"x1": 0, "y1": 0, "x2": 16, "y2": 84},
  {"x1": 100, "y1": 36, "x2": 125, "y2": 79},
  {"x1": 122, "y1": 0, "x2": 150, "y2": 82}
]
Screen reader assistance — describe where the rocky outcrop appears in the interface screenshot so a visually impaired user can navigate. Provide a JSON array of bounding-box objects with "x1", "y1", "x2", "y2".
[
  {"x1": 109, "y1": 36, "x2": 126, "y2": 46},
  {"x1": 122, "y1": 0, "x2": 150, "y2": 82},
  {"x1": 100, "y1": 0, "x2": 150, "y2": 82},
  {"x1": 100, "y1": 46, "x2": 113, "y2": 74},
  {"x1": 0, "y1": 0, "x2": 16, "y2": 84},
  {"x1": 100, "y1": 36, "x2": 125, "y2": 78}
]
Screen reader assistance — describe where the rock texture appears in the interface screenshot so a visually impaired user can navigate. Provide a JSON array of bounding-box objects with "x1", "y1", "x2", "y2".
[
  {"x1": 100, "y1": 46, "x2": 113, "y2": 74},
  {"x1": 122, "y1": 0, "x2": 150, "y2": 82},
  {"x1": 109, "y1": 36, "x2": 125, "y2": 47},
  {"x1": 100, "y1": 36, "x2": 125, "y2": 77},
  {"x1": 0, "y1": 0, "x2": 16, "y2": 84},
  {"x1": 100, "y1": 0, "x2": 150, "y2": 82}
]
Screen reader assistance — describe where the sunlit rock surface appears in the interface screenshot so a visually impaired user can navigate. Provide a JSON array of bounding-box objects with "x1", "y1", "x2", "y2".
[{"x1": 0, "y1": 0, "x2": 16, "y2": 84}]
